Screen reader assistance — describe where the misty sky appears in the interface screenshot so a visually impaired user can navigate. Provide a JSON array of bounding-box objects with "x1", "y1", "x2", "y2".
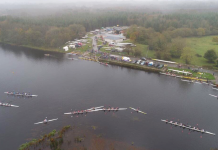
[{"x1": 0, "y1": 0, "x2": 215, "y2": 3}]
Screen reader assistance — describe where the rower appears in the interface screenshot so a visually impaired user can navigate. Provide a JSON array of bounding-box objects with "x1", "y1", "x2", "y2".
[{"x1": 43, "y1": 118, "x2": 48, "y2": 124}]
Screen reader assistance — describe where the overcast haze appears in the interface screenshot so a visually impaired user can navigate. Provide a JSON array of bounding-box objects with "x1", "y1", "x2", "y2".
[{"x1": 0, "y1": 0, "x2": 218, "y2": 16}]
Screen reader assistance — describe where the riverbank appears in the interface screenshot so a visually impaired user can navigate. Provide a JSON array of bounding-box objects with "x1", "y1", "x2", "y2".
[
  {"x1": 19, "y1": 125, "x2": 148, "y2": 150},
  {"x1": 99, "y1": 59, "x2": 162, "y2": 73}
]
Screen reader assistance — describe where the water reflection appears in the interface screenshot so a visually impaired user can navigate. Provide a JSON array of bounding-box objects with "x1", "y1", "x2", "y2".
[{"x1": 0, "y1": 43, "x2": 65, "y2": 63}]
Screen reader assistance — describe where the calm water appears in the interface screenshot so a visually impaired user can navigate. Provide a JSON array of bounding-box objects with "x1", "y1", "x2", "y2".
[{"x1": 0, "y1": 44, "x2": 218, "y2": 150}]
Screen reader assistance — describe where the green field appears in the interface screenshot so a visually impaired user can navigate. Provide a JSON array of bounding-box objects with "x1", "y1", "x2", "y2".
[
  {"x1": 121, "y1": 39, "x2": 155, "y2": 58},
  {"x1": 128, "y1": 36, "x2": 218, "y2": 67},
  {"x1": 171, "y1": 36, "x2": 218, "y2": 67}
]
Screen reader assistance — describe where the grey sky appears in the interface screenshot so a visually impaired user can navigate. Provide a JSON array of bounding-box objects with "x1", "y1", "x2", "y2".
[{"x1": 0, "y1": 0, "x2": 215, "y2": 2}]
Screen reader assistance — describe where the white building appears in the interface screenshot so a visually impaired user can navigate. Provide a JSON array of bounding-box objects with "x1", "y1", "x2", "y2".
[{"x1": 104, "y1": 34, "x2": 126, "y2": 43}]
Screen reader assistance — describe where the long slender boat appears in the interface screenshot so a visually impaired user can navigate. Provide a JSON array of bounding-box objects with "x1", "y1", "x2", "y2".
[
  {"x1": 64, "y1": 109, "x2": 100, "y2": 115},
  {"x1": 159, "y1": 72, "x2": 181, "y2": 78},
  {"x1": 86, "y1": 106, "x2": 104, "y2": 111},
  {"x1": 0, "y1": 102, "x2": 19, "y2": 107},
  {"x1": 212, "y1": 87, "x2": 218, "y2": 90},
  {"x1": 181, "y1": 79, "x2": 202, "y2": 84},
  {"x1": 181, "y1": 79, "x2": 194, "y2": 83},
  {"x1": 129, "y1": 107, "x2": 147, "y2": 114},
  {"x1": 98, "y1": 108, "x2": 127, "y2": 111},
  {"x1": 209, "y1": 94, "x2": 218, "y2": 98},
  {"x1": 161, "y1": 119, "x2": 215, "y2": 136},
  {"x1": 4, "y1": 92, "x2": 38, "y2": 97}
]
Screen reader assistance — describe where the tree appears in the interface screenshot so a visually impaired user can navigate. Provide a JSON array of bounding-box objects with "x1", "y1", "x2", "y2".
[
  {"x1": 196, "y1": 28, "x2": 206, "y2": 37},
  {"x1": 134, "y1": 47, "x2": 142, "y2": 57},
  {"x1": 180, "y1": 47, "x2": 193, "y2": 64},
  {"x1": 212, "y1": 37, "x2": 218, "y2": 44},
  {"x1": 170, "y1": 37, "x2": 186, "y2": 58},
  {"x1": 123, "y1": 45, "x2": 133, "y2": 55},
  {"x1": 204, "y1": 49, "x2": 217, "y2": 63},
  {"x1": 155, "y1": 51, "x2": 162, "y2": 59}
]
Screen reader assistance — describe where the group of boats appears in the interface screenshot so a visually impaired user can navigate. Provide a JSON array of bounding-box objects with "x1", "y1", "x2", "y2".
[
  {"x1": 161, "y1": 119, "x2": 215, "y2": 136},
  {"x1": 34, "y1": 106, "x2": 146, "y2": 124},
  {"x1": 64, "y1": 106, "x2": 128, "y2": 116},
  {"x1": 0, "y1": 92, "x2": 38, "y2": 108}
]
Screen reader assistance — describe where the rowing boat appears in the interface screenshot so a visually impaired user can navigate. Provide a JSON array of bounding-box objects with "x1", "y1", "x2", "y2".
[
  {"x1": 129, "y1": 107, "x2": 147, "y2": 114},
  {"x1": 209, "y1": 94, "x2": 217, "y2": 98},
  {"x1": 212, "y1": 87, "x2": 218, "y2": 90},
  {"x1": 0, "y1": 102, "x2": 19, "y2": 107},
  {"x1": 34, "y1": 118, "x2": 58, "y2": 124},
  {"x1": 160, "y1": 72, "x2": 177, "y2": 77},
  {"x1": 161, "y1": 119, "x2": 215, "y2": 135},
  {"x1": 86, "y1": 106, "x2": 104, "y2": 111},
  {"x1": 4, "y1": 92, "x2": 38, "y2": 97},
  {"x1": 98, "y1": 108, "x2": 127, "y2": 111},
  {"x1": 181, "y1": 79, "x2": 194, "y2": 83},
  {"x1": 64, "y1": 109, "x2": 99, "y2": 115}
]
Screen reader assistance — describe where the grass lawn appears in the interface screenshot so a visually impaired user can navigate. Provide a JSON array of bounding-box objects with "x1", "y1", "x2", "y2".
[
  {"x1": 121, "y1": 39, "x2": 155, "y2": 58},
  {"x1": 76, "y1": 38, "x2": 92, "y2": 52},
  {"x1": 172, "y1": 36, "x2": 218, "y2": 67},
  {"x1": 127, "y1": 36, "x2": 218, "y2": 68}
]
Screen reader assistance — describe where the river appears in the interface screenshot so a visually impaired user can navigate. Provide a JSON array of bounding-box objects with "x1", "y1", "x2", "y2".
[{"x1": 0, "y1": 44, "x2": 218, "y2": 150}]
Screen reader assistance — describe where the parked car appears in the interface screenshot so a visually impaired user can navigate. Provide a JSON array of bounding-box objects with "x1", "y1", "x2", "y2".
[
  {"x1": 154, "y1": 64, "x2": 158, "y2": 67},
  {"x1": 145, "y1": 61, "x2": 149, "y2": 65},
  {"x1": 141, "y1": 57, "x2": 146, "y2": 61},
  {"x1": 132, "y1": 60, "x2": 137, "y2": 64},
  {"x1": 136, "y1": 60, "x2": 141, "y2": 64},
  {"x1": 140, "y1": 61, "x2": 145, "y2": 65},
  {"x1": 158, "y1": 64, "x2": 164, "y2": 69}
]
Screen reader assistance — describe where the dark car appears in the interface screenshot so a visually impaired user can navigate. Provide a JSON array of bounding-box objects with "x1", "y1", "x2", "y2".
[
  {"x1": 158, "y1": 64, "x2": 164, "y2": 69},
  {"x1": 154, "y1": 63, "x2": 158, "y2": 67},
  {"x1": 141, "y1": 57, "x2": 146, "y2": 61}
]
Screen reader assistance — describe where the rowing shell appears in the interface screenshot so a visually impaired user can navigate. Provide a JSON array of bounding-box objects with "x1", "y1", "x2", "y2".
[
  {"x1": 209, "y1": 94, "x2": 218, "y2": 98},
  {"x1": 86, "y1": 106, "x2": 104, "y2": 111},
  {"x1": 34, "y1": 118, "x2": 58, "y2": 124},
  {"x1": 181, "y1": 80, "x2": 202, "y2": 84},
  {"x1": 129, "y1": 107, "x2": 147, "y2": 114},
  {"x1": 98, "y1": 108, "x2": 127, "y2": 111},
  {"x1": 161, "y1": 119, "x2": 215, "y2": 135},
  {"x1": 4, "y1": 92, "x2": 38, "y2": 97},
  {"x1": 64, "y1": 110, "x2": 100, "y2": 115},
  {"x1": 212, "y1": 88, "x2": 218, "y2": 90},
  {"x1": 160, "y1": 73, "x2": 177, "y2": 77},
  {"x1": 0, "y1": 103, "x2": 19, "y2": 107},
  {"x1": 181, "y1": 79, "x2": 194, "y2": 83}
]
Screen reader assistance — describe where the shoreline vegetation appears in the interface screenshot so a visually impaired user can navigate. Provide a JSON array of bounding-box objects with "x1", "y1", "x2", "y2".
[
  {"x1": 19, "y1": 125, "x2": 71, "y2": 150},
  {"x1": 19, "y1": 125, "x2": 148, "y2": 150}
]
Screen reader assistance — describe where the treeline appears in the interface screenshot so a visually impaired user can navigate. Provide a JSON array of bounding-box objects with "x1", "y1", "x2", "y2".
[
  {"x1": 1, "y1": 10, "x2": 218, "y2": 50},
  {"x1": 125, "y1": 25, "x2": 190, "y2": 62},
  {"x1": 0, "y1": 18, "x2": 86, "y2": 48}
]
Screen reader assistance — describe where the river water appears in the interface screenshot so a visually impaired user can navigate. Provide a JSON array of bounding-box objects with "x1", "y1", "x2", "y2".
[{"x1": 0, "y1": 44, "x2": 218, "y2": 150}]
